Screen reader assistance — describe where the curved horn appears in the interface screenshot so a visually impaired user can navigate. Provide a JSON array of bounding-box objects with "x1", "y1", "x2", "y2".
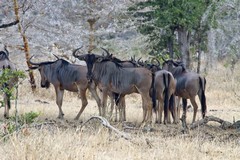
[
  {"x1": 4, "y1": 45, "x2": 9, "y2": 57},
  {"x1": 29, "y1": 55, "x2": 41, "y2": 66},
  {"x1": 52, "y1": 53, "x2": 60, "y2": 60},
  {"x1": 72, "y1": 46, "x2": 83, "y2": 57},
  {"x1": 100, "y1": 47, "x2": 110, "y2": 57}
]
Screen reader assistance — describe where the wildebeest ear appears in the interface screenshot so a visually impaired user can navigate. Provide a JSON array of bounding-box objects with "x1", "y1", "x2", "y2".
[{"x1": 28, "y1": 66, "x2": 39, "y2": 70}]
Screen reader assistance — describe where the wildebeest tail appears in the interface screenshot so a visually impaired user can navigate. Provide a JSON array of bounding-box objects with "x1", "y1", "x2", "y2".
[
  {"x1": 7, "y1": 94, "x2": 11, "y2": 109},
  {"x1": 151, "y1": 72, "x2": 157, "y2": 112},
  {"x1": 163, "y1": 73, "x2": 170, "y2": 122},
  {"x1": 199, "y1": 77, "x2": 207, "y2": 118},
  {"x1": 114, "y1": 92, "x2": 121, "y2": 106}
]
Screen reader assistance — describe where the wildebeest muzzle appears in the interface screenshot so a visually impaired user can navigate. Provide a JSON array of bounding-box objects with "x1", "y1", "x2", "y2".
[{"x1": 41, "y1": 81, "x2": 50, "y2": 88}]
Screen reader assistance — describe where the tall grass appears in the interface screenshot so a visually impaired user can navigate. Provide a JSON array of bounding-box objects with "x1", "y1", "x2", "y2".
[{"x1": 0, "y1": 62, "x2": 240, "y2": 160}]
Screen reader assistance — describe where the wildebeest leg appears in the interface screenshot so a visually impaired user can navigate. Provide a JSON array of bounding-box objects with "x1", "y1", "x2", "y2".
[
  {"x1": 155, "y1": 100, "x2": 159, "y2": 123},
  {"x1": 55, "y1": 88, "x2": 64, "y2": 119},
  {"x1": 169, "y1": 95, "x2": 177, "y2": 123},
  {"x1": 141, "y1": 96, "x2": 147, "y2": 123},
  {"x1": 190, "y1": 97, "x2": 198, "y2": 123},
  {"x1": 108, "y1": 93, "x2": 115, "y2": 119},
  {"x1": 123, "y1": 98, "x2": 126, "y2": 121},
  {"x1": 144, "y1": 95, "x2": 152, "y2": 123},
  {"x1": 175, "y1": 96, "x2": 181, "y2": 123},
  {"x1": 158, "y1": 100, "x2": 163, "y2": 124},
  {"x1": 3, "y1": 94, "x2": 10, "y2": 119},
  {"x1": 74, "y1": 89, "x2": 88, "y2": 120},
  {"x1": 119, "y1": 96, "x2": 126, "y2": 122},
  {"x1": 182, "y1": 98, "x2": 187, "y2": 117},
  {"x1": 101, "y1": 90, "x2": 108, "y2": 118},
  {"x1": 88, "y1": 84, "x2": 102, "y2": 116}
]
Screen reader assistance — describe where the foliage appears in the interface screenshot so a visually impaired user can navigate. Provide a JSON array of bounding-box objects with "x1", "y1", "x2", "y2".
[
  {"x1": 11, "y1": 111, "x2": 41, "y2": 125},
  {"x1": 129, "y1": 0, "x2": 216, "y2": 58},
  {"x1": 0, "y1": 111, "x2": 40, "y2": 138},
  {"x1": 0, "y1": 68, "x2": 26, "y2": 106}
]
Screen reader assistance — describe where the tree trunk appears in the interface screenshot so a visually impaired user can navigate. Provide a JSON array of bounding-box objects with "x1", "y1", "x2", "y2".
[
  {"x1": 167, "y1": 36, "x2": 174, "y2": 59},
  {"x1": 87, "y1": 18, "x2": 97, "y2": 53},
  {"x1": 13, "y1": 0, "x2": 36, "y2": 91},
  {"x1": 196, "y1": 50, "x2": 201, "y2": 73},
  {"x1": 196, "y1": 33, "x2": 202, "y2": 73},
  {"x1": 177, "y1": 27, "x2": 191, "y2": 69}
]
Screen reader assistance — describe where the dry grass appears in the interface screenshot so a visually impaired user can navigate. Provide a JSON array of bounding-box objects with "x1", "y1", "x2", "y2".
[{"x1": 0, "y1": 62, "x2": 240, "y2": 160}]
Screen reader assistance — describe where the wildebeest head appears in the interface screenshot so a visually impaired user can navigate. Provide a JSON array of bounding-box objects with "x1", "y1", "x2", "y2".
[
  {"x1": 72, "y1": 47, "x2": 107, "y2": 81},
  {"x1": 162, "y1": 59, "x2": 187, "y2": 77},
  {"x1": 29, "y1": 56, "x2": 58, "y2": 88},
  {"x1": 162, "y1": 59, "x2": 184, "y2": 70},
  {"x1": 137, "y1": 58, "x2": 161, "y2": 73}
]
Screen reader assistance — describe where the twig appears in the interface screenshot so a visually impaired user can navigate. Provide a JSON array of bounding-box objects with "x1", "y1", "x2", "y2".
[{"x1": 80, "y1": 116, "x2": 131, "y2": 140}]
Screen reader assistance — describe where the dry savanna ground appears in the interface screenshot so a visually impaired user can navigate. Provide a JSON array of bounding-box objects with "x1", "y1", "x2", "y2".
[{"x1": 0, "y1": 60, "x2": 240, "y2": 160}]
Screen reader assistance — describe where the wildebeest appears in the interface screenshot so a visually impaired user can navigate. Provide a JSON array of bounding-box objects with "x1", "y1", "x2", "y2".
[
  {"x1": 73, "y1": 48, "x2": 154, "y2": 123},
  {"x1": 29, "y1": 55, "x2": 101, "y2": 120},
  {"x1": 162, "y1": 59, "x2": 207, "y2": 123},
  {"x1": 100, "y1": 48, "x2": 140, "y2": 122},
  {"x1": 137, "y1": 59, "x2": 176, "y2": 124},
  {"x1": 0, "y1": 46, "x2": 17, "y2": 118}
]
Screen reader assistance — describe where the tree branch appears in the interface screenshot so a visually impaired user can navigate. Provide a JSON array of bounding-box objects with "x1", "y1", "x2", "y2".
[
  {"x1": 0, "y1": 20, "x2": 19, "y2": 29},
  {"x1": 189, "y1": 116, "x2": 240, "y2": 130},
  {"x1": 80, "y1": 116, "x2": 131, "y2": 140}
]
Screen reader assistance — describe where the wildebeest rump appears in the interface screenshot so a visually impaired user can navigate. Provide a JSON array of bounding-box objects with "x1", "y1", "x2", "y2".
[
  {"x1": 137, "y1": 59, "x2": 176, "y2": 124},
  {"x1": 0, "y1": 46, "x2": 17, "y2": 118},
  {"x1": 162, "y1": 59, "x2": 207, "y2": 123},
  {"x1": 29, "y1": 56, "x2": 101, "y2": 120},
  {"x1": 73, "y1": 49, "x2": 153, "y2": 123}
]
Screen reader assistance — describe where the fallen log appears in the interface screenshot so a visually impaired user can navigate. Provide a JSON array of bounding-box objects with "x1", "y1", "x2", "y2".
[
  {"x1": 181, "y1": 115, "x2": 240, "y2": 132},
  {"x1": 79, "y1": 116, "x2": 131, "y2": 140}
]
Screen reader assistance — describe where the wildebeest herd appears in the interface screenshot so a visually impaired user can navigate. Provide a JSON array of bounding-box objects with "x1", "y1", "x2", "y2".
[{"x1": 0, "y1": 46, "x2": 207, "y2": 125}]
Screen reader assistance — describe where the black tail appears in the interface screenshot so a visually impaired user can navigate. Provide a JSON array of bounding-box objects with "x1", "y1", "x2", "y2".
[
  {"x1": 163, "y1": 73, "x2": 170, "y2": 123},
  {"x1": 114, "y1": 92, "x2": 121, "y2": 106},
  {"x1": 7, "y1": 94, "x2": 11, "y2": 109},
  {"x1": 151, "y1": 72, "x2": 157, "y2": 112},
  {"x1": 199, "y1": 77, "x2": 207, "y2": 118}
]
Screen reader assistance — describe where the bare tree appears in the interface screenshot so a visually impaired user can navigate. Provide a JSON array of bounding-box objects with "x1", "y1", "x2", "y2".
[{"x1": 13, "y1": 0, "x2": 36, "y2": 91}]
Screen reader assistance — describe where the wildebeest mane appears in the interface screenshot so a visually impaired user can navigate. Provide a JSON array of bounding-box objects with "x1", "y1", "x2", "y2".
[
  {"x1": 100, "y1": 58, "x2": 123, "y2": 68},
  {"x1": 56, "y1": 59, "x2": 83, "y2": 84},
  {"x1": 93, "y1": 60, "x2": 136, "y2": 91}
]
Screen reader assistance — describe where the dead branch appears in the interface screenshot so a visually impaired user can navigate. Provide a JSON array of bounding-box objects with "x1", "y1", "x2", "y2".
[
  {"x1": 80, "y1": 116, "x2": 131, "y2": 140},
  {"x1": 189, "y1": 116, "x2": 240, "y2": 130},
  {"x1": 0, "y1": 20, "x2": 19, "y2": 28}
]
